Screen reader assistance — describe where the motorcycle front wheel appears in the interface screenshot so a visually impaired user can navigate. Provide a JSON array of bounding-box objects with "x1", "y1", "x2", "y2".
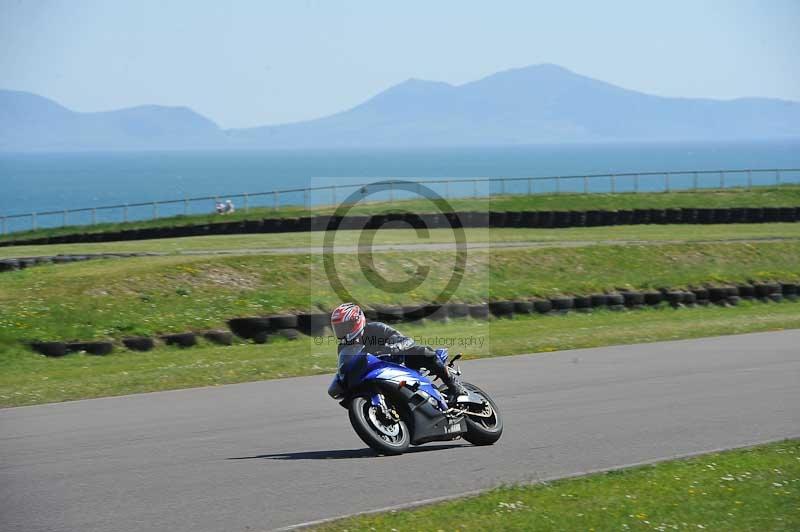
[
  {"x1": 461, "y1": 382, "x2": 503, "y2": 446},
  {"x1": 348, "y1": 396, "x2": 411, "y2": 455}
]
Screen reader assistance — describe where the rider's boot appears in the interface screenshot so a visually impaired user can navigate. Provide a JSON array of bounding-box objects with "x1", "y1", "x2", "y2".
[{"x1": 440, "y1": 367, "x2": 469, "y2": 405}]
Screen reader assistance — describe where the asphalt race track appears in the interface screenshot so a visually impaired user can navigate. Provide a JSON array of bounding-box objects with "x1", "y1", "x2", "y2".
[{"x1": 2, "y1": 331, "x2": 798, "y2": 531}]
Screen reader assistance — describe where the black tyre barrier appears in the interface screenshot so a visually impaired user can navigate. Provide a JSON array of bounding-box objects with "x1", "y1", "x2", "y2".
[
  {"x1": 754, "y1": 282, "x2": 781, "y2": 298},
  {"x1": 203, "y1": 330, "x2": 234, "y2": 345},
  {"x1": 737, "y1": 284, "x2": 756, "y2": 299},
  {"x1": 402, "y1": 305, "x2": 427, "y2": 322},
  {"x1": 446, "y1": 303, "x2": 470, "y2": 318},
  {"x1": 606, "y1": 293, "x2": 625, "y2": 306},
  {"x1": 707, "y1": 287, "x2": 728, "y2": 303},
  {"x1": 3, "y1": 205, "x2": 800, "y2": 248},
  {"x1": 690, "y1": 287, "x2": 709, "y2": 302},
  {"x1": 161, "y1": 332, "x2": 197, "y2": 348},
  {"x1": 25, "y1": 280, "x2": 800, "y2": 356},
  {"x1": 617, "y1": 210, "x2": 634, "y2": 225},
  {"x1": 31, "y1": 341, "x2": 68, "y2": 357},
  {"x1": 729, "y1": 208, "x2": 747, "y2": 224},
  {"x1": 488, "y1": 301, "x2": 515, "y2": 318},
  {"x1": 296, "y1": 313, "x2": 330, "y2": 336},
  {"x1": 123, "y1": 337, "x2": 155, "y2": 351},
  {"x1": 650, "y1": 209, "x2": 667, "y2": 225},
  {"x1": 270, "y1": 314, "x2": 298, "y2": 329},
  {"x1": 68, "y1": 341, "x2": 114, "y2": 356},
  {"x1": 425, "y1": 304, "x2": 449, "y2": 321},
  {"x1": 252, "y1": 331, "x2": 271, "y2": 344},
  {"x1": 573, "y1": 295, "x2": 591, "y2": 311},
  {"x1": 665, "y1": 290, "x2": 685, "y2": 307},
  {"x1": 277, "y1": 328, "x2": 299, "y2": 340},
  {"x1": 468, "y1": 304, "x2": 489, "y2": 319},
  {"x1": 533, "y1": 299, "x2": 553, "y2": 313},
  {"x1": 665, "y1": 208, "x2": 683, "y2": 224},
  {"x1": 228, "y1": 317, "x2": 271, "y2": 339},
  {"x1": 550, "y1": 296, "x2": 574, "y2": 311},
  {"x1": 764, "y1": 208, "x2": 781, "y2": 223},
  {"x1": 781, "y1": 282, "x2": 798, "y2": 300},
  {"x1": 513, "y1": 300, "x2": 534, "y2": 314},
  {"x1": 590, "y1": 294, "x2": 609, "y2": 307},
  {"x1": 0, "y1": 260, "x2": 18, "y2": 272},
  {"x1": 713, "y1": 208, "x2": 730, "y2": 224},
  {"x1": 622, "y1": 291, "x2": 645, "y2": 307},
  {"x1": 643, "y1": 290, "x2": 663, "y2": 306},
  {"x1": 375, "y1": 305, "x2": 404, "y2": 323}
]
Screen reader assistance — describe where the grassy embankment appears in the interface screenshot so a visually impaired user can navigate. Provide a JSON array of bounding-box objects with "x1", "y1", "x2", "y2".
[
  {"x1": 1, "y1": 223, "x2": 799, "y2": 258},
  {"x1": 2, "y1": 185, "x2": 799, "y2": 244},
  {"x1": 2, "y1": 301, "x2": 800, "y2": 407},
  {"x1": 1, "y1": 240, "x2": 798, "y2": 343},
  {"x1": 314, "y1": 439, "x2": 800, "y2": 531}
]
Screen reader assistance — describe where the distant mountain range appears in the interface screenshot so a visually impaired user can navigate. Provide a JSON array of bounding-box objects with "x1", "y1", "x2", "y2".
[{"x1": 2, "y1": 64, "x2": 799, "y2": 152}]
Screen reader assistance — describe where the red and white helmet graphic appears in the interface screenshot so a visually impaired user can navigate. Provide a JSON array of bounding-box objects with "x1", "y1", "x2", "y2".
[{"x1": 330, "y1": 303, "x2": 366, "y2": 341}]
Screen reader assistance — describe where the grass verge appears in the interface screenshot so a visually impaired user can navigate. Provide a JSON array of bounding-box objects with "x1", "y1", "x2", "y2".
[
  {"x1": 3, "y1": 185, "x2": 798, "y2": 244},
  {"x1": 314, "y1": 439, "x2": 800, "y2": 531},
  {"x1": 1, "y1": 300, "x2": 798, "y2": 407},
  {"x1": 1, "y1": 240, "x2": 798, "y2": 342},
  {"x1": 1, "y1": 223, "x2": 799, "y2": 258}
]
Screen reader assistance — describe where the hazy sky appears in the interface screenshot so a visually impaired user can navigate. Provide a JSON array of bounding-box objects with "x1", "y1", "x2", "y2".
[{"x1": 1, "y1": 0, "x2": 798, "y2": 129}]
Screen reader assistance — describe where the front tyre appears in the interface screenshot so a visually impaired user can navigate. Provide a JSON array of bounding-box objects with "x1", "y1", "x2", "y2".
[
  {"x1": 461, "y1": 382, "x2": 503, "y2": 446},
  {"x1": 348, "y1": 396, "x2": 410, "y2": 455}
]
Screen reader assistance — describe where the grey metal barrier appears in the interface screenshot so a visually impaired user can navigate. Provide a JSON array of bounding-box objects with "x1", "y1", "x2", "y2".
[{"x1": 1, "y1": 168, "x2": 799, "y2": 235}]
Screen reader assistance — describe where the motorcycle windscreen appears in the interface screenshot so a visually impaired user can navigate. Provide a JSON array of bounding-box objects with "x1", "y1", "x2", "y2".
[{"x1": 338, "y1": 344, "x2": 368, "y2": 385}]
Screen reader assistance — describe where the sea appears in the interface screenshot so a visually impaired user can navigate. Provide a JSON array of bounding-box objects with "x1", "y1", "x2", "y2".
[{"x1": 1, "y1": 140, "x2": 799, "y2": 233}]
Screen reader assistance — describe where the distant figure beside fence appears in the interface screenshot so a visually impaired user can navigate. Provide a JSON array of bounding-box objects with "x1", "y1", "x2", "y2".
[{"x1": 214, "y1": 200, "x2": 235, "y2": 215}]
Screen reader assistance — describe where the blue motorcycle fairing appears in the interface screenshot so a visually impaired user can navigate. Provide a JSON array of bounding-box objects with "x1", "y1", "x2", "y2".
[
  {"x1": 361, "y1": 355, "x2": 449, "y2": 412},
  {"x1": 336, "y1": 345, "x2": 449, "y2": 411}
]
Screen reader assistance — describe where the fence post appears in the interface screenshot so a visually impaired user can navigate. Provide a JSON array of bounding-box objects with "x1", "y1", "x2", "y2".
[
  {"x1": 500, "y1": 178, "x2": 505, "y2": 195},
  {"x1": 555, "y1": 177, "x2": 561, "y2": 194},
  {"x1": 243, "y1": 194, "x2": 249, "y2": 213},
  {"x1": 665, "y1": 173, "x2": 670, "y2": 192},
  {"x1": 747, "y1": 169, "x2": 752, "y2": 189},
  {"x1": 693, "y1": 172, "x2": 698, "y2": 190},
  {"x1": 583, "y1": 176, "x2": 588, "y2": 194},
  {"x1": 183, "y1": 199, "x2": 189, "y2": 216},
  {"x1": 445, "y1": 180, "x2": 450, "y2": 198},
  {"x1": 472, "y1": 180, "x2": 478, "y2": 198},
  {"x1": 153, "y1": 202, "x2": 158, "y2": 220},
  {"x1": 123, "y1": 205, "x2": 128, "y2": 223},
  {"x1": 527, "y1": 178, "x2": 532, "y2": 195},
  {"x1": 720, "y1": 171, "x2": 724, "y2": 189},
  {"x1": 304, "y1": 188, "x2": 309, "y2": 210},
  {"x1": 634, "y1": 174, "x2": 639, "y2": 193},
  {"x1": 32, "y1": 212, "x2": 37, "y2": 231},
  {"x1": 776, "y1": 170, "x2": 781, "y2": 185},
  {"x1": 611, "y1": 175, "x2": 616, "y2": 194},
  {"x1": 389, "y1": 181, "x2": 395, "y2": 203},
  {"x1": 63, "y1": 210, "x2": 67, "y2": 227},
  {"x1": 91, "y1": 208, "x2": 96, "y2": 225},
  {"x1": 273, "y1": 191, "x2": 279, "y2": 211}
]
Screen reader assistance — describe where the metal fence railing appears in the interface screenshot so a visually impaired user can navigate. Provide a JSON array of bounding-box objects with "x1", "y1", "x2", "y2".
[{"x1": 2, "y1": 167, "x2": 799, "y2": 235}]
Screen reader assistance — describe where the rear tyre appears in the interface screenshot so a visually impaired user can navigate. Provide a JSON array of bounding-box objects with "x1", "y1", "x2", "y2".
[
  {"x1": 461, "y1": 382, "x2": 503, "y2": 446},
  {"x1": 348, "y1": 396, "x2": 410, "y2": 455}
]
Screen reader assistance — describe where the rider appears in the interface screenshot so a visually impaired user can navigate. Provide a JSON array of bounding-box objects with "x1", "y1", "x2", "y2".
[{"x1": 331, "y1": 302, "x2": 468, "y2": 403}]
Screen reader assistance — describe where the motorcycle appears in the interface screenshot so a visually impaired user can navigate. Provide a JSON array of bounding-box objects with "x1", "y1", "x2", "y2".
[{"x1": 328, "y1": 345, "x2": 503, "y2": 455}]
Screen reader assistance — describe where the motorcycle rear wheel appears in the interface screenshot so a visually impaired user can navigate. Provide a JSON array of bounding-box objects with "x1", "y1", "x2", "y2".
[
  {"x1": 461, "y1": 382, "x2": 503, "y2": 446},
  {"x1": 348, "y1": 396, "x2": 410, "y2": 455}
]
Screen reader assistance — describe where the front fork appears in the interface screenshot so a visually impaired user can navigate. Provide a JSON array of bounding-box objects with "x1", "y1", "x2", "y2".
[{"x1": 370, "y1": 393, "x2": 400, "y2": 423}]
